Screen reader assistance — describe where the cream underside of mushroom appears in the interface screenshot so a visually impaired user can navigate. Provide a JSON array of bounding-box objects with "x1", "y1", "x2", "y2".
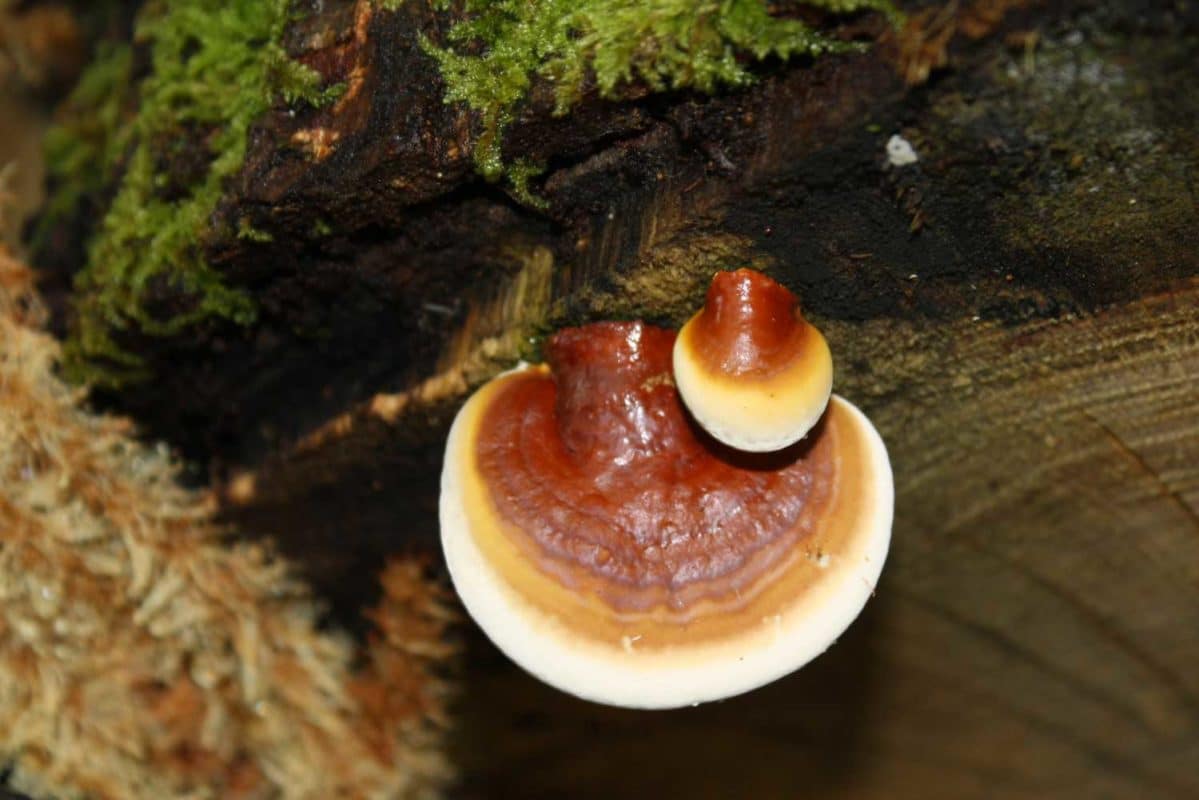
[
  {"x1": 672, "y1": 328, "x2": 835, "y2": 453},
  {"x1": 440, "y1": 371, "x2": 892, "y2": 709}
]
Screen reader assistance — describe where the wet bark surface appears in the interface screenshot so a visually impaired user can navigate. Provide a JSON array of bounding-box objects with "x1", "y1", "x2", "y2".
[{"x1": 37, "y1": 0, "x2": 1023, "y2": 467}]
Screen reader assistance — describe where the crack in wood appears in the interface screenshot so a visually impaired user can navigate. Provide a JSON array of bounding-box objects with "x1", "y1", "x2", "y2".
[
  {"x1": 892, "y1": 590, "x2": 1199, "y2": 798},
  {"x1": 1082, "y1": 410, "x2": 1199, "y2": 536}
]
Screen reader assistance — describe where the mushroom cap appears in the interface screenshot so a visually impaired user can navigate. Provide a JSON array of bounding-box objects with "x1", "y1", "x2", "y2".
[
  {"x1": 440, "y1": 322, "x2": 891, "y2": 708},
  {"x1": 674, "y1": 269, "x2": 834, "y2": 452}
]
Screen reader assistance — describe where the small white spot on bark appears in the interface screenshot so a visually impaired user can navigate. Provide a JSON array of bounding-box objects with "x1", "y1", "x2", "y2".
[{"x1": 886, "y1": 134, "x2": 919, "y2": 167}]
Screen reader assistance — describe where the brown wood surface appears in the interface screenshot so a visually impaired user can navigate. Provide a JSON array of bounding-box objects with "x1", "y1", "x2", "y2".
[
  {"x1": 218, "y1": 3, "x2": 1199, "y2": 792},
  {"x1": 26, "y1": 0, "x2": 1198, "y2": 796}
]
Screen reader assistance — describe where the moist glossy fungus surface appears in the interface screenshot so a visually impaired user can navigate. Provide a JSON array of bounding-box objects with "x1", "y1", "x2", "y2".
[
  {"x1": 673, "y1": 269, "x2": 835, "y2": 452},
  {"x1": 441, "y1": 319, "x2": 891, "y2": 707},
  {"x1": 688, "y1": 268, "x2": 818, "y2": 378},
  {"x1": 475, "y1": 322, "x2": 835, "y2": 615}
]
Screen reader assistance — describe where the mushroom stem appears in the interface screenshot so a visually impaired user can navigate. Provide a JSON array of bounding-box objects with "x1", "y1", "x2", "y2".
[
  {"x1": 690, "y1": 268, "x2": 808, "y2": 377},
  {"x1": 547, "y1": 322, "x2": 688, "y2": 472}
]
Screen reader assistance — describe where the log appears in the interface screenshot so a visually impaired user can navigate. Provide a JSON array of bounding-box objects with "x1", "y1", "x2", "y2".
[{"x1": 34, "y1": 0, "x2": 1199, "y2": 796}]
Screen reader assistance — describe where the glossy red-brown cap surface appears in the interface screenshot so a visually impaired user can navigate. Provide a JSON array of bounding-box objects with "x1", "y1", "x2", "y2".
[
  {"x1": 674, "y1": 269, "x2": 834, "y2": 452},
  {"x1": 441, "y1": 321, "x2": 891, "y2": 708},
  {"x1": 689, "y1": 268, "x2": 810, "y2": 377}
]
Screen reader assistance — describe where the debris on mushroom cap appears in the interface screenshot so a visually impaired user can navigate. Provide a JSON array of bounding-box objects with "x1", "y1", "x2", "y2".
[
  {"x1": 673, "y1": 269, "x2": 834, "y2": 452},
  {"x1": 440, "y1": 321, "x2": 892, "y2": 708}
]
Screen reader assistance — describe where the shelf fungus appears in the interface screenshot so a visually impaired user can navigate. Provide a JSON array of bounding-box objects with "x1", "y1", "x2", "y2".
[
  {"x1": 674, "y1": 268, "x2": 834, "y2": 452},
  {"x1": 440, "y1": 307, "x2": 892, "y2": 708}
]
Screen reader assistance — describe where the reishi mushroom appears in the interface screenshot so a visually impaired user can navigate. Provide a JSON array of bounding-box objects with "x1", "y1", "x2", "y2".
[
  {"x1": 440, "y1": 295, "x2": 893, "y2": 708},
  {"x1": 673, "y1": 268, "x2": 834, "y2": 452}
]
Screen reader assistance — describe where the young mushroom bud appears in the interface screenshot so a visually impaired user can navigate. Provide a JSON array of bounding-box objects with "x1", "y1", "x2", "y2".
[
  {"x1": 440, "y1": 321, "x2": 892, "y2": 709},
  {"x1": 673, "y1": 268, "x2": 833, "y2": 452}
]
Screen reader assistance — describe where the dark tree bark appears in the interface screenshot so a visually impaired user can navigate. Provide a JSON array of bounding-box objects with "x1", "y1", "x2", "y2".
[{"x1": 37, "y1": 0, "x2": 1199, "y2": 796}]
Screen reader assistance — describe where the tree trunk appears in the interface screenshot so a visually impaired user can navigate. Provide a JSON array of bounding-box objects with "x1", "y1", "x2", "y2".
[{"x1": 38, "y1": 0, "x2": 1199, "y2": 796}]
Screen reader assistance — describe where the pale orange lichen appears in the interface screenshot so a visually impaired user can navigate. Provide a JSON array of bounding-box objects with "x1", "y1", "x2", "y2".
[
  {"x1": 0, "y1": 245, "x2": 453, "y2": 799},
  {"x1": 889, "y1": 0, "x2": 1033, "y2": 86},
  {"x1": 291, "y1": 126, "x2": 342, "y2": 161}
]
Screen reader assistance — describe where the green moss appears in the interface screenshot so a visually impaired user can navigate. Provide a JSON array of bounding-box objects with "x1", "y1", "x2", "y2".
[
  {"x1": 236, "y1": 217, "x2": 276, "y2": 243},
  {"x1": 505, "y1": 159, "x2": 549, "y2": 209},
  {"x1": 309, "y1": 218, "x2": 334, "y2": 238},
  {"x1": 51, "y1": 0, "x2": 340, "y2": 387},
  {"x1": 34, "y1": 43, "x2": 134, "y2": 247},
  {"x1": 424, "y1": 0, "x2": 900, "y2": 183}
]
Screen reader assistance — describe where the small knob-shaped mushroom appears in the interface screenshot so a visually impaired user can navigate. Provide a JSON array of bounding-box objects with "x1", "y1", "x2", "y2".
[{"x1": 673, "y1": 269, "x2": 833, "y2": 452}]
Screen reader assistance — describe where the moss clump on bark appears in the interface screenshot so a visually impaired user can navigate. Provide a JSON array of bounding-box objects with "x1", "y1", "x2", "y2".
[
  {"x1": 48, "y1": 0, "x2": 897, "y2": 387},
  {"x1": 35, "y1": 42, "x2": 133, "y2": 245},
  {"x1": 47, "y1": 0, "x2": 339, "y2": 388},
  {"x1": 424, "y1": 0, "x2": 900, "y2": 181}
]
